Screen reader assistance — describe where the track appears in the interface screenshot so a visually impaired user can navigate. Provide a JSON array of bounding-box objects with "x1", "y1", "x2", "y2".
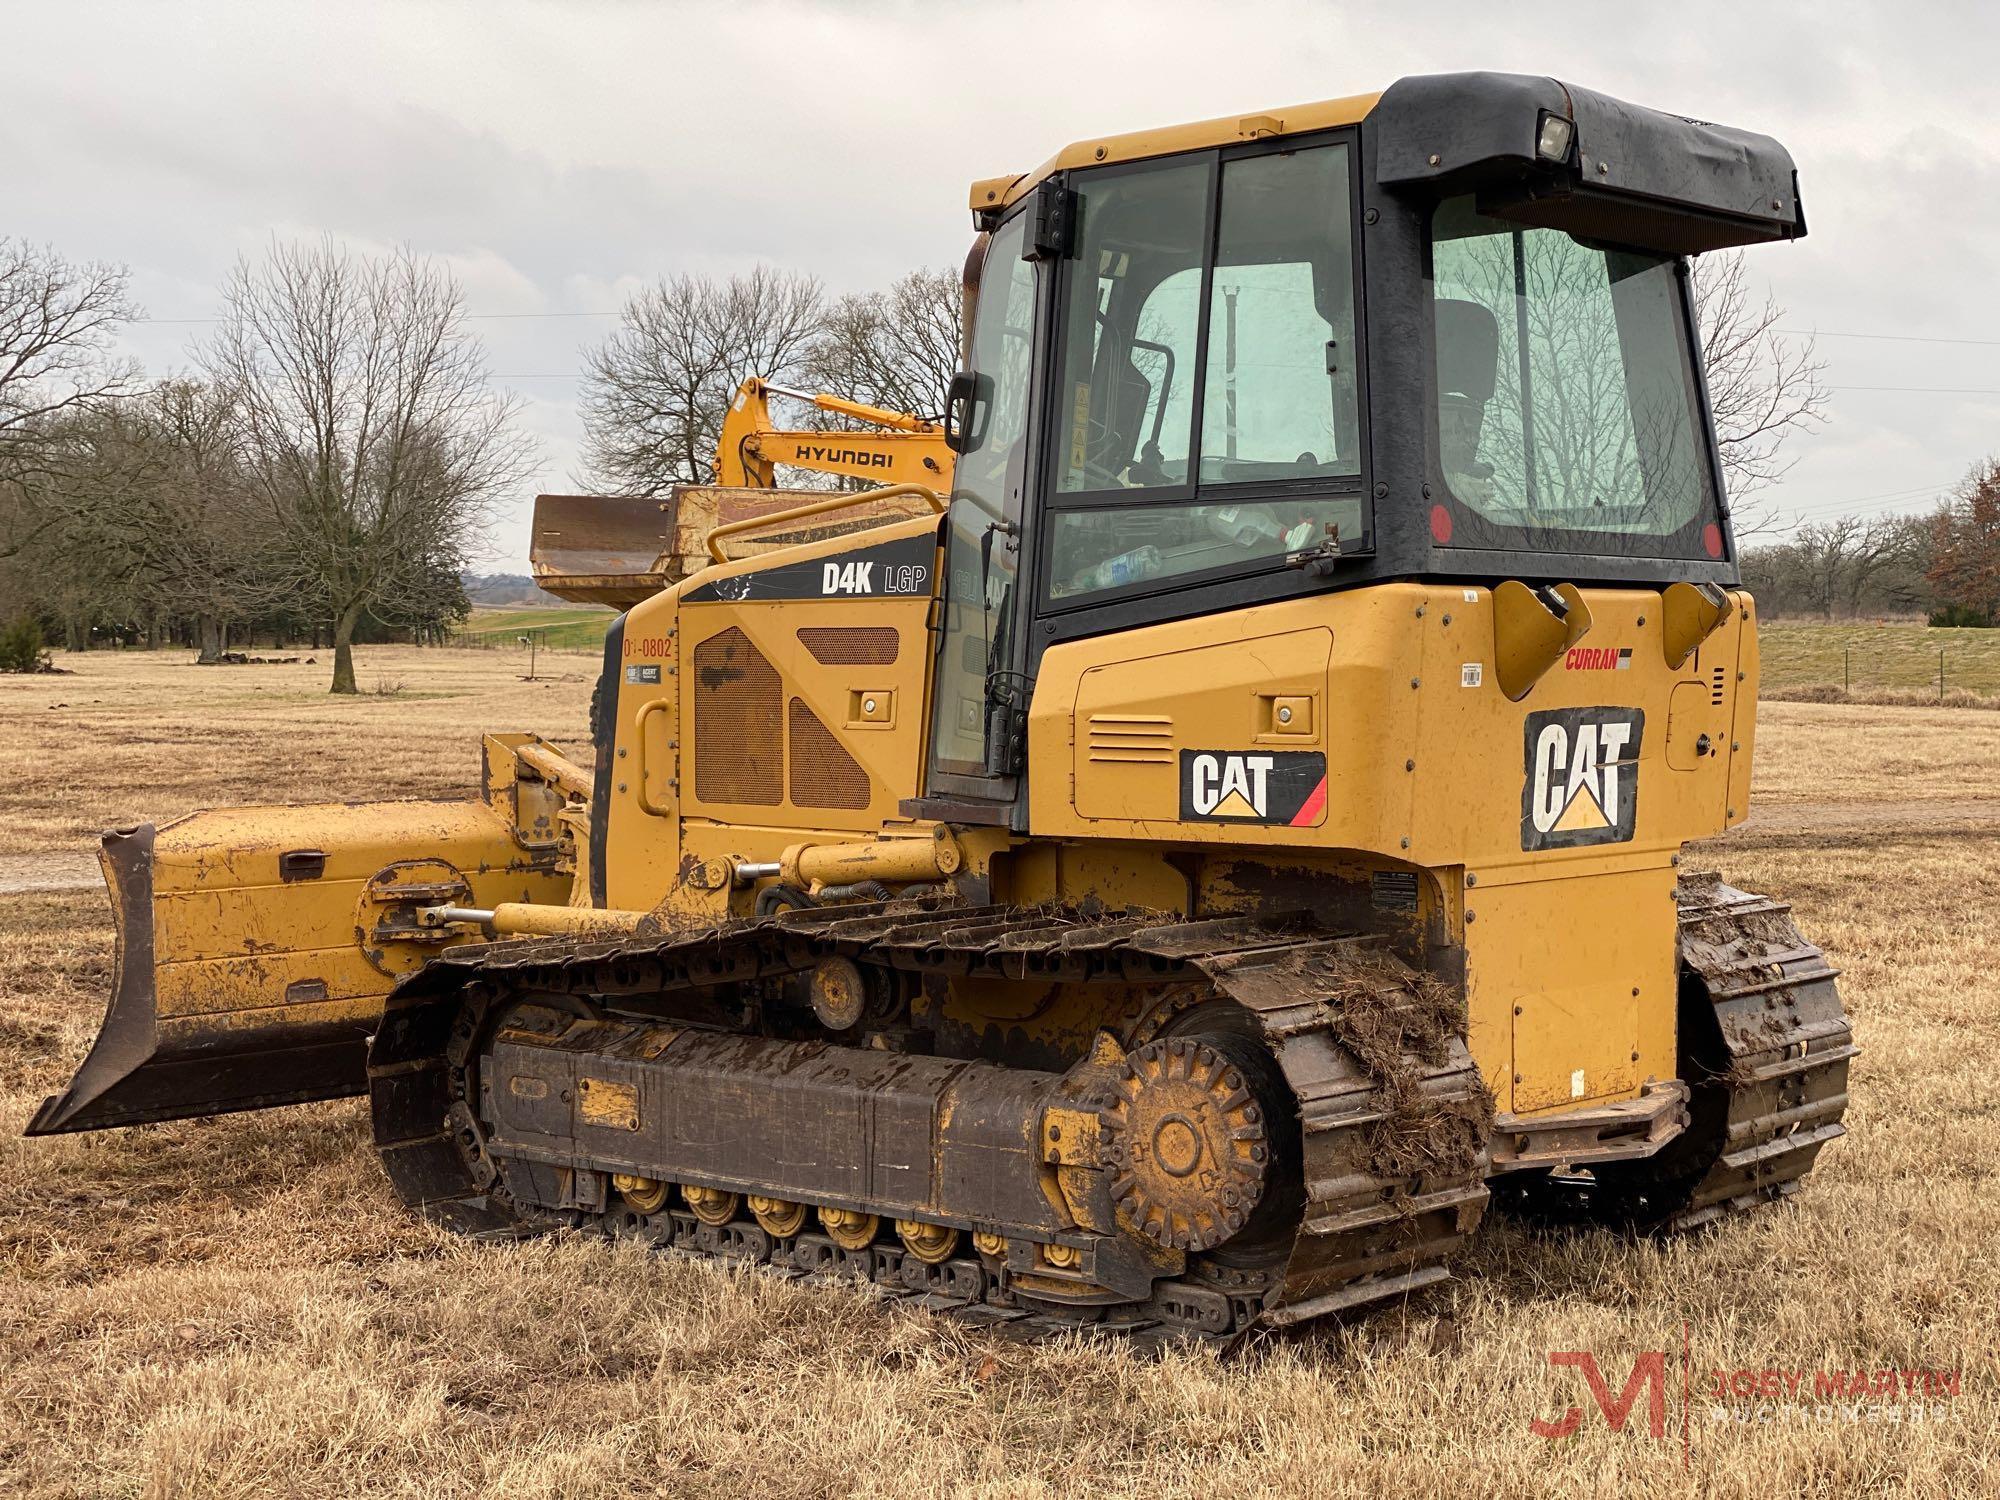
[
  {"x1": 368, "y1": 875, "x2": 1850, "y2": 1343},
  {"x1": 1493, "y1": 872, "x2": 1856, "y2": 1230},
  {"x1": 367, "y1": 901, "x2": 1492, "y2": 1346}
]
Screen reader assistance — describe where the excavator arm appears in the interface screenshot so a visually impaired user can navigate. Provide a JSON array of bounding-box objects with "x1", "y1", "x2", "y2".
[{"x1": 715, "y1": 377, "x2": 953, "y2": 489}]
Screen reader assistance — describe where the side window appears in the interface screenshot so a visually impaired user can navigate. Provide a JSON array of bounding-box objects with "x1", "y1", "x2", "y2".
[
  {"x1": 1053, "y1": 160, "x2": 1211, "y2": 494},
  {"x1": 1200, "y1": 147, "x2": 1359, "y2": 482},
  {"x1": 1045, "y1": 141, "x2": 1364, "y2": 605},
  {"x1": 928, "y1": 214, "x2": 1036, "y2": 780}
]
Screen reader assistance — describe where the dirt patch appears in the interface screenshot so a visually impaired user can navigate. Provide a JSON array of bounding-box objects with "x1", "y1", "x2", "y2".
[
  {"x1": 1739, "y1": 798, "x2": 2000, "y2": 833},
  {"x1": 0, "y1": 851, "x2": 99, "y2": 896}
]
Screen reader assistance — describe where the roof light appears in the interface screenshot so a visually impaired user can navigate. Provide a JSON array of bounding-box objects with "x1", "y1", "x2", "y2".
[{"x1": 1535, "y1": 111, "x2": 1575, "y2": 163}]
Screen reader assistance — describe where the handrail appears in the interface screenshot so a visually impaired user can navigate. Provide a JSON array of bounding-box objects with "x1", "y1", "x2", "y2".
[
  {"x1": 634, "y1": 698, "x2": 676, "y2": 817},
  {"x1": 703, "y1": 482, "x2": 946, "y2": 564}
]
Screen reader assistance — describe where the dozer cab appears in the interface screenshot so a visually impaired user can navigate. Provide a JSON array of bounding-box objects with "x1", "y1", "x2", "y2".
[{"x1": 31, "y1": 72, "x2": 1853, "y2": 1344}]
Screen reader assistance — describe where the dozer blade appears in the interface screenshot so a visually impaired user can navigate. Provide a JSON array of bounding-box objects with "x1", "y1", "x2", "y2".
[{"x1": 27, "y1": 798, "x2": 568, "y2": 1135}]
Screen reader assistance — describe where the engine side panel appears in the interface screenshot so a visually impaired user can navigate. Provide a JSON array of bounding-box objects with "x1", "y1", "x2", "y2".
[{"x1": 597, "y1": 515, "x2": 944, "y2": 916}]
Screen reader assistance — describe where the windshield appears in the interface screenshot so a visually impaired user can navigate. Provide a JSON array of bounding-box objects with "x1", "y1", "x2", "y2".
[{"x1": 1427, "y1": 195, "x2": 1722, "y2": 559}]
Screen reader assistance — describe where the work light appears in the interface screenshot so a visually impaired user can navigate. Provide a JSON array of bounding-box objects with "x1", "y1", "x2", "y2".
[{"x1": 1536, "y1": 110, "x2": 1575, "y2": 162}]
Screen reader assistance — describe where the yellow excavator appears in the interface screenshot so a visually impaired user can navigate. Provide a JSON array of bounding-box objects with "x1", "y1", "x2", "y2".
[
  {"x1": 30, "y1": 73, "x2": 1852, "y2": 1345},
  {"x1": 527, "y1": 377, "x2": 953, "y2": 607}
]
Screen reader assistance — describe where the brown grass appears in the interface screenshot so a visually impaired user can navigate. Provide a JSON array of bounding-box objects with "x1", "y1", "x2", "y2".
[
  {"x1": 1, "y1": 651, "x2": 1997, "y2": 1495},
  {"x1": 0, "y1": 646, "x2": 595, "y2": 856}
]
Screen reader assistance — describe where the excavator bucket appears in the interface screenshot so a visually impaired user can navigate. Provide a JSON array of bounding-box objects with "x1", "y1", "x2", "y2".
[
  {"x1": 27, "y1": 761, "x2": 572, "y2": 1134},
  {"x1": 530, "y1": 487, "x2": 946, "y2": 606},
  {"x1": 529, "y1": 493, "x2": 678, "y2": 607}
]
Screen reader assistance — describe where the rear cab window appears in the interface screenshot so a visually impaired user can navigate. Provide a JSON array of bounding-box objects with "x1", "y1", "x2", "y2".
[{"x1": 1427, "y1": 195, "x2": 1724, "y2": 561}]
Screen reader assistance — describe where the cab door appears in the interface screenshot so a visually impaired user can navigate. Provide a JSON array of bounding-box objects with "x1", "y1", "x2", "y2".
[{"x1": 922, "y1": 207, "x2": 1043, "y2": 812}]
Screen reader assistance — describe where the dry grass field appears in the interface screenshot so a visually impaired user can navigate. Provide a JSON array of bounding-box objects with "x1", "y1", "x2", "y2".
[
  {"x1": 1759, "y1": 619, "x2": 2000, "y2": 697},
  {"x1": 1, "y1": 647, "x2": 1996, "y2": 1497},
  {"x1": 0, "y1": 645, "x2": 597, "y2": 858}
]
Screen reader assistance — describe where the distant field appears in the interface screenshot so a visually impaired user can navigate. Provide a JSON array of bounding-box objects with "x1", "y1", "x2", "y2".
[
  {"x1": 1760, "y1": 619, "x2": 2000, "y2": 695},
  {"x1": 459, "y1": 604, "x2": 614, "y2": 652}
]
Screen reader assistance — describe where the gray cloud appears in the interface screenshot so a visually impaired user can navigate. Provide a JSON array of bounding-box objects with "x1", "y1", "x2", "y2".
[{"x1": 12, "y1": 0, "x2": 1997, "y2": 563}]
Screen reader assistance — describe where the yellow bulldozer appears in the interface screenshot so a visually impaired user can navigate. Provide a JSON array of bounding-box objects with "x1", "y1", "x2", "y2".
[{"x1": 30, "y1": 72, "x2": 1853, "y2": 1345}]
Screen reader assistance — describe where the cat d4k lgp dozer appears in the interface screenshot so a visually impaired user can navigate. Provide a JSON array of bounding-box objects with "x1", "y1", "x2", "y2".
[{"x1": 30, "y1": 72, "x2": 1854, "y2": 1344}]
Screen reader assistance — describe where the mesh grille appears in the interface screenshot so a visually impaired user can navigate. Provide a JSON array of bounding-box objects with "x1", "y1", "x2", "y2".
[
  {"x1": 692, "y1": 627, "x2": 782, "y2": 805},
  {"x1": 797, "y1": 626, "x2": 899, "y2": 666},
  {"x1": 788, "y1": 697, "x2": 871, "y2": 810}
]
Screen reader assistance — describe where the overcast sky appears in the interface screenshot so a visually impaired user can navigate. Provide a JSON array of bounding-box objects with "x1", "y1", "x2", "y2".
[{"x1": 14, "y1": 0, "x2": 2000, "y2": 569}]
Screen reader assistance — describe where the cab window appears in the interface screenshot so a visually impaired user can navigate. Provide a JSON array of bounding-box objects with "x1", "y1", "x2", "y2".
[{"x1": 1045, "y1": 140, "x2": 1364, "y2": 604}]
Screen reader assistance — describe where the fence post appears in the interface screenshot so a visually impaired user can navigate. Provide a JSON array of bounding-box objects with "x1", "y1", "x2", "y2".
[{"x1": 1940, "y1": 648, "x2": 1946, "y2": 702}]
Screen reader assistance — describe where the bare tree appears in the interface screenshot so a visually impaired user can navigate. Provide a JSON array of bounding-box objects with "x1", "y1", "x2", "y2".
[
  {"x1": 804, "y1": 267, "x2": 963, "y2": 422},
  {"x1": 1691, "y1": 250, "x2": 1829, "y2": 530},
  {"x1": 0, "y1": 242, "x2": 145, "y2": 600},
  {"x1": 0, "y1": 240, "x2": 143, "y2": 481},
  {"x1": 202, "y1": 239, "x2": 533, "y2": 693},
  {"x1": 579, "y1": 267, "x2": 823, "y2": 494}
]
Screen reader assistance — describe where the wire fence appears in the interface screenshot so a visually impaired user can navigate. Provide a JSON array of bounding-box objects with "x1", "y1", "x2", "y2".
[
  {"x1": 447, "y1": 617, "x2": 612, "y2": 653},
  {"x1": 1759, "y1": 625, "x2": 2000, "y2": 701}
]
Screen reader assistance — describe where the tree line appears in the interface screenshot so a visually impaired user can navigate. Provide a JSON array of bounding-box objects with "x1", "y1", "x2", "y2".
[
  {"x1": 0, "y1": 237, "x2": 530, "y2": 689},
  {"x1": 1741, "y1": 461, "x2": 2000, "y2": 621},
  {"x1": 0, "y1": 241, "x2": 961, "y2": 690}
]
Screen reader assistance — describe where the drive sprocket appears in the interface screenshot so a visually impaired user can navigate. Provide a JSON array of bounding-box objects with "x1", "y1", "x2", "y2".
[{"x1": 1101, "y1": 1035, "x2": 1272, "y2": 1252}]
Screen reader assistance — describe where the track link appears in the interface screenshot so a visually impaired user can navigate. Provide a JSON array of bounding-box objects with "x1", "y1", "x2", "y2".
[
  {"x1": 369, "y1": 901, "x2": 1492, "y2": 1345},
  {"x1": 1495, "y1": 872, "x2": 1855, "y2": 1230}
]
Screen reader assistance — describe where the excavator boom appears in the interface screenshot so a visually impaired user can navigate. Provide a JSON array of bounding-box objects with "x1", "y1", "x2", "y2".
[{"x1": 715, "y1": 377, "x2": 953, "y2": 489}]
